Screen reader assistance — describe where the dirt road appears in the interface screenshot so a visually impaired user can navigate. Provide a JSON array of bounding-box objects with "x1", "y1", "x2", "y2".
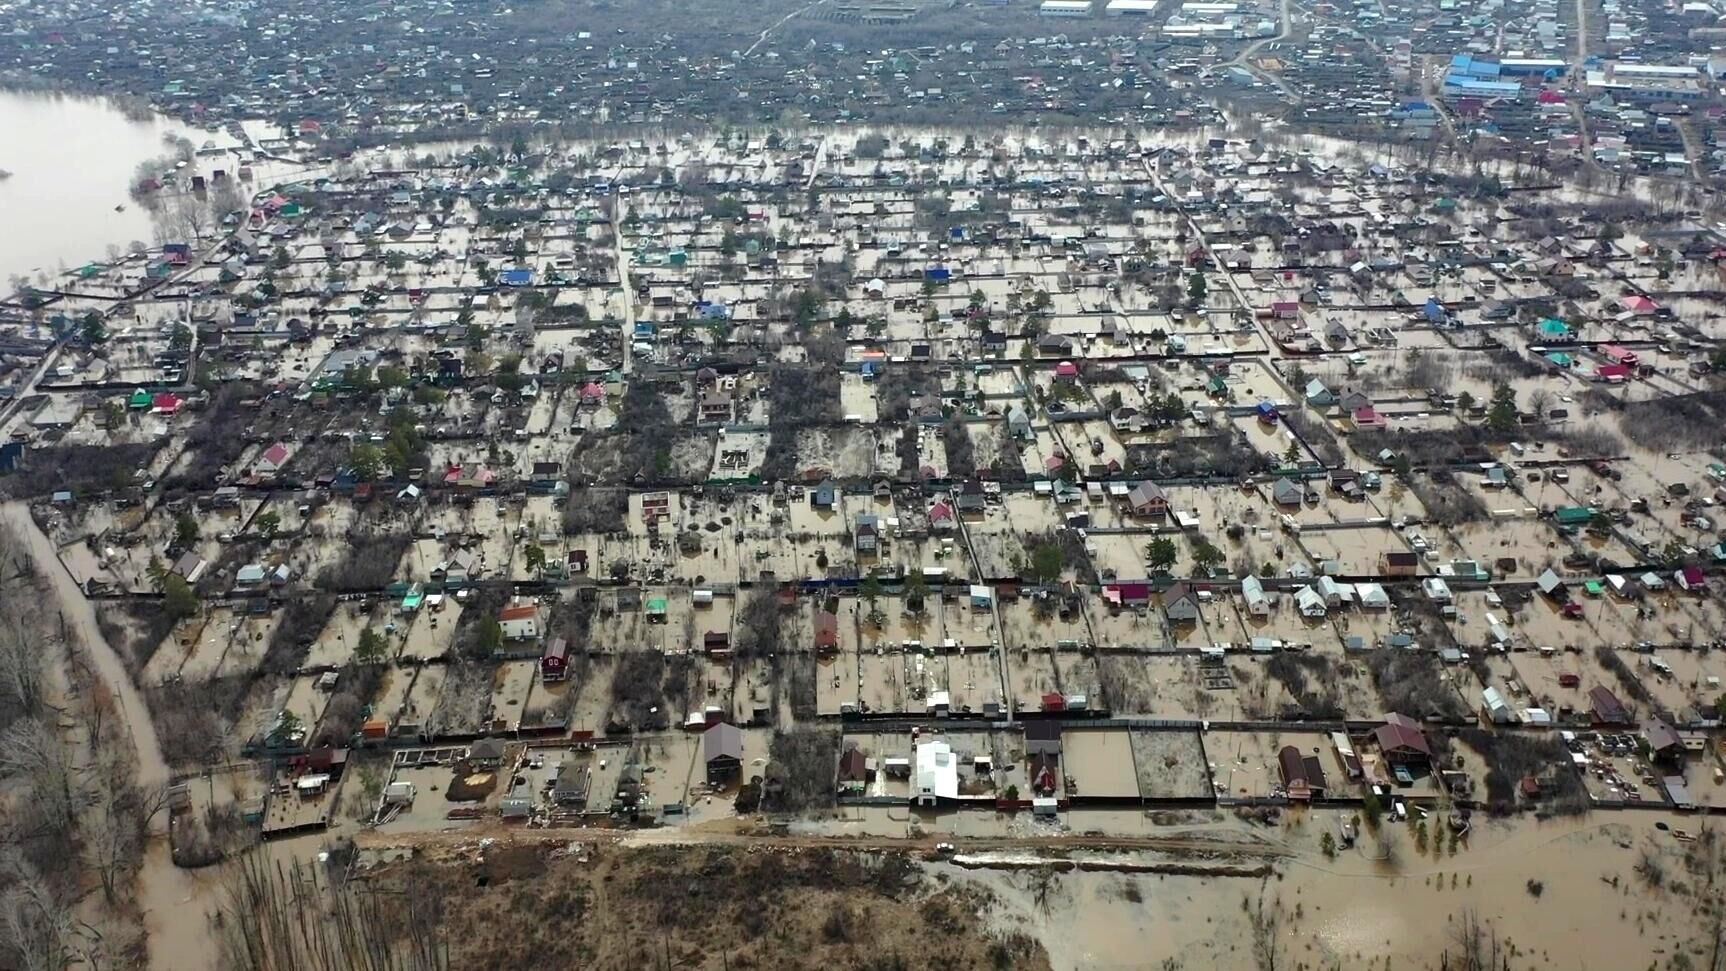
[
  {"x1": 354, "y1": 816, "x2": 1293, "y2": 861},
  {"x1": 0, "y1": 503, "x2": 219, "y2": 971}
]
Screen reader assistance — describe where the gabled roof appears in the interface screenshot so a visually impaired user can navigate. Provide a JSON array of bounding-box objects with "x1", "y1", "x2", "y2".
[
  {"x1": 260, "y1": 441, "x2": 290, "y2": 467},
  {"x1": 1374, "y1": 713, "x2": 1431, "y2": 756},
  {"x1": 1127, "y1": 480, "x2": 1167, "y2": 507},
  {"x1": 704, "y1": 722, "x2": 743, "y2": 762}
]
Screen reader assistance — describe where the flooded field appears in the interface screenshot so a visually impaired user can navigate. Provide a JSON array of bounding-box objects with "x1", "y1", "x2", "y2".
[{"x1": 948, "y1": 810, "x2": 1714, "y2": 971}]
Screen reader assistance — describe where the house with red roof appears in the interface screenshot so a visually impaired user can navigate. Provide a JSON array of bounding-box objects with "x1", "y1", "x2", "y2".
[
  {"x1": 1373, "y1": 713, "x2": 1431, "y2": 766},
  {"x1": 1623, "y1": 295, "x2": 1659, "y2": 315},
  {"x1": 928, "y1": 500, "x2": 956, "y2": 531},
  {"x1": 1102, "y1": 583, "x2": 1152, "y2": 609},
  {"x1": 1352, "y1": 405, "x2": 1385, "y2": 428},
  {"x1": 1595, "y1": 363, "x2": 1631, "y2": 382},
  {"x1": 1600, "y1": 344, "x2": 1638, "y2": 366},
  {"x1": 151, "y1": 392, "x2": 182, "y2": 415},
  {"x1": 498, "y1": 602, "x2": 541, "y2": 640},
  {"x1": 1677, "y1": 565, "x2": 1707, "y2": 592},
  {"x1": 254, "y1": 441, "x2": 291, "y2": 476},
  {"x1": 814, "y1": 609, "x2": 839, "y2": 652}
]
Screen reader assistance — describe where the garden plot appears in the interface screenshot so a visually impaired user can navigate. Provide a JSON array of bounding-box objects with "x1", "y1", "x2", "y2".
[
  {"x1": 212, "y1": 611, "x2": 282, "y2": 678},
  {"x1": 368, "y1": 665, "x2": 423, "y2": 734},
  {"x1": 428, "y1": 661, "x2": 498, "y2": 736},
  {"x1": 838, "y1": 373, "x2": 879, "y2": 423},
  {"x1": 394, "y1": 665, "x2": 451, "y2": 737},
  {"x1": 488, "y1": 660, "x2": 544, "y2": 732},
  {"x1": 793, "y1": 426, "x2": 878, "y2": 479},
  {"x1": 853, "y1": 596, "x2": 970, "y2": 650},
  {"x1": 872, "y1": 530, "x2": 968, "y2": 580},
  {"x1": 304, "y1": 600, "x2": 383, "y2": 668},
  {"x1": 965, "y1": 525, "x2": 1033, "y2": 582},
  {"x1": 1206, "y1": 730, "x2": 1299, "y2": 800},
  {"x1": 998, "y1": 598, "x2": 1092, "y2": 651},
  {"x1": 278, "y1": 672, "x2": 334, "y2": 738},
  {"x1": 1085, "y1": 602, "x2": 1169, "y2": 650},
  {"x1": 1062, "y1": 729, "x2": 1140, "y2": 799},
  {"x1": 1004, "y1": 649, "x2": 1064, "y2": 712},
  {"x1": 820, "y1": 651, "x2": 905, "y2": 716},
  {"x1": 1296, "y1": 526, "x2": 1406, "y2": 575},
  {"x1": 1082, "y1": 533, "x2": 1147, "y2": 583},
  {"x1": 398, "y1": 601, "x2": 463, "y2": 660},
  {"x1": 555, "y1": 660, "x2": 618, "y2": 735},
  {"x1": 1503, "y1": 593, "x2": 1646, "y2": 652},
  {"x1": 1445, "y1": 519, "x2": 1572, "y2": 580},
  {"x1": 1236, "y1": 649, "x2": 1382, "y2": 721},
  {"x1": 1128, "y1": 730, "x2": 1213, "y2": 799},
  {"x1": 586, "y1": 594, "x2": 695, "y2": 652}
]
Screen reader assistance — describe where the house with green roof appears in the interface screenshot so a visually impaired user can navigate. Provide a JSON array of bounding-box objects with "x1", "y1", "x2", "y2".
[
  {"x1": 1536, "y1": 318, "x2": 1572, "y2": 341},
  {"x1": 1553, "y1": 506, "x2": 1593, "y2": 527}
]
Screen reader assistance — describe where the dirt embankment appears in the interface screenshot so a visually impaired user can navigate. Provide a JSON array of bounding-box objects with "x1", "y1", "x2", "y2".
[{"x1": 359, "y1": 841, "x2": 1053, "y2": 971}]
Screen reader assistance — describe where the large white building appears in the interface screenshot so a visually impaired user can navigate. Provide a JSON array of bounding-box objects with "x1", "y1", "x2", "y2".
[
  {"x1": 1585, "y1": 62, "x2": 1705, "y2": 102},
  {"x1": 1105, "y1": 0, "x2": 1159, "y2": 13},
  {"x1": 914, "y1": 739, "x2": 959, "y2": 806},
  {"x1": 1039, "y1": 0, "x2": 1093, "y2": 15}
]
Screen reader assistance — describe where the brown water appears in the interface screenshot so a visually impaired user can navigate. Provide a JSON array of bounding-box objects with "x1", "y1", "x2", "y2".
[
  {"x1": 954, "y1": 811, "x2": 1705, "y2": 971},
  {"x1": 0, "y1": 92, "x2": 183, "y2": 286},
  {"x1": 1, "y1": 503, "x2": 220, "y2": 970}
]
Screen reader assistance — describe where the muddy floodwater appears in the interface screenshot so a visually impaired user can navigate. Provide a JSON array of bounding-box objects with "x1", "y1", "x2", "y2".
[
  {"x1": 945, "y1": 810, "x2": 1708, "y2": 971},
  {"x1": 0, "y1": 92, "x2": 182, "y2": 286}
]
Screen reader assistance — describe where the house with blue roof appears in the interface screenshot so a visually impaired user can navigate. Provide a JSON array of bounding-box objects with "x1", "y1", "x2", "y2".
[
  {"x1": 498, "y1": 268, "x2": 534, "y2": 287},
  {"x1": 1536, "y1": 317, "x2": 1573, "y2": 341}
]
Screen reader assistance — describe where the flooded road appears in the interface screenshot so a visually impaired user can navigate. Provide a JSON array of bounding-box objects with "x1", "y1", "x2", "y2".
[
  {"x1": 0, "y1": 92, "x2": 181, "y2": 286},
  {"x1": 0, "y1": 502, "x2": 220, "y2": 971}
]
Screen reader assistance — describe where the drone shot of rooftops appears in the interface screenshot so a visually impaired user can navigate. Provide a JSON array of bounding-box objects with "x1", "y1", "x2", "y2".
[{"x1": 6, "y1": 0, "x2": 1726, "y2": 966}]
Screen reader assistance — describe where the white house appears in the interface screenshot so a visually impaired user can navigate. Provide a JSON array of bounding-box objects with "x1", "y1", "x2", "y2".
[
  {"x1": 498, "y1": 602, "x2": 541, "y2": 640},
  {"x1": 914, "y1": 739, "x2": 959, "y2": 807},
  {"x1": 1482, "y1": 686, "x2": 1514, "y2": 724},
  {"x1": 1240, "y1": 575, "x2": 1271, "y2": 616},
  {"x1": 1355, "y1": 583, "x2": 1391, "y2": 609}
]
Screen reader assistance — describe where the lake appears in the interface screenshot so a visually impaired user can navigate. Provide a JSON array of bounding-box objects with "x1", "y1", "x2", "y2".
[{"x1": 0, "y1": 91, "x2": 186, "y2": 288}]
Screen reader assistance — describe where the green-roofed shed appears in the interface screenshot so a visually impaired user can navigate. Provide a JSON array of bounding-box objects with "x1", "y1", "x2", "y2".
[{"x1": 1553, "y1": 506, "x2": 1593, "y2": 527}]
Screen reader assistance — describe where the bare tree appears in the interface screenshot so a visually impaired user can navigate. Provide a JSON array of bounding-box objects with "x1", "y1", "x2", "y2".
[
  {"x1": 1446, "y1": 908, "x2": 1507, "y2": 971},
  {"x1": 1248, "y1": 882, "x2": 1283, "y2": 971}
]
